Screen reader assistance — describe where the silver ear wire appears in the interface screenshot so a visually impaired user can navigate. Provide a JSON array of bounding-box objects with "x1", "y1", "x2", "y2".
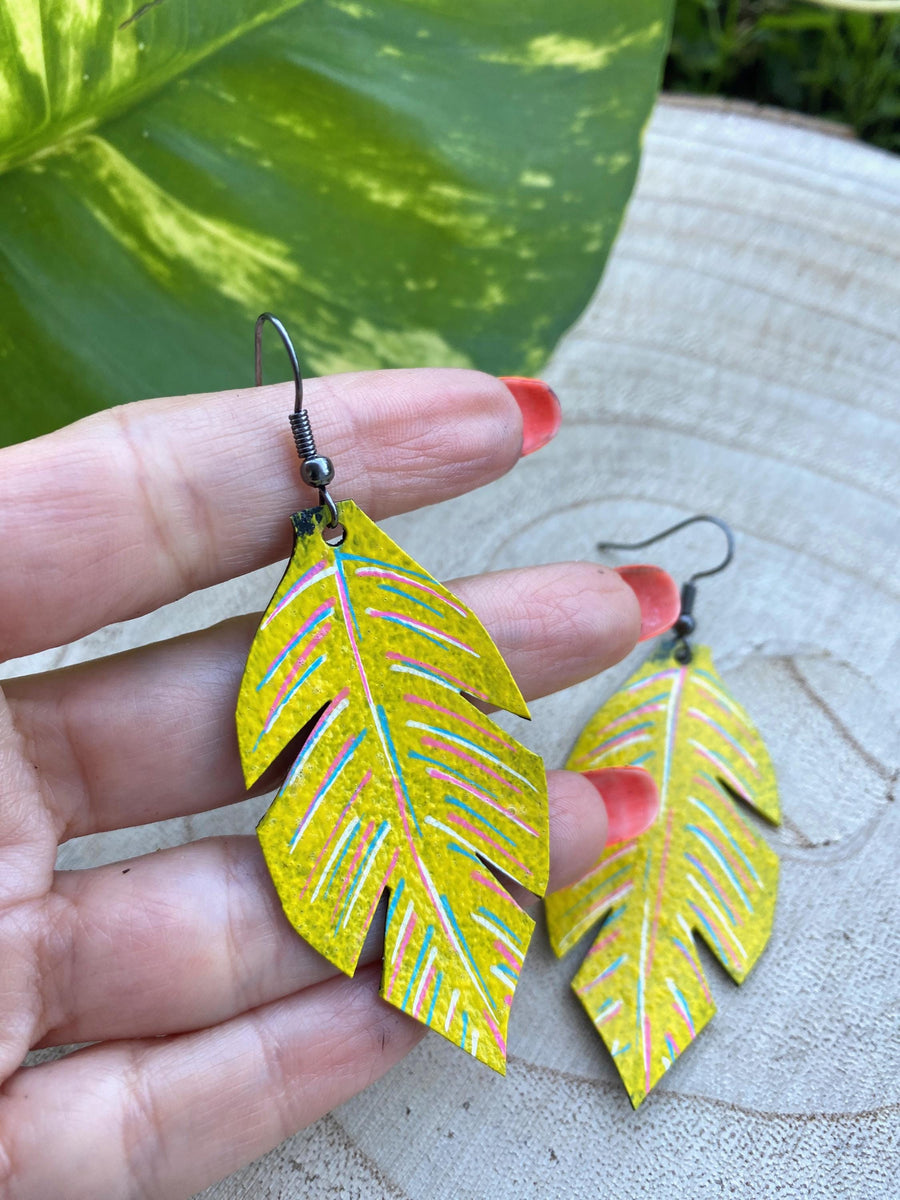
[
  {"x1": 597, "y1": 514, "x2": 736, "y2": 663},
  {"x1": 254, "y1": 313, "x2": 338, "y2": 527}
]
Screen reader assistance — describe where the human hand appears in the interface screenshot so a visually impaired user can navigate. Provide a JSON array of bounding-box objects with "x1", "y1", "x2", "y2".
[{"x1": 0, "y1": 369, "x2": 676, "y2": 1198}]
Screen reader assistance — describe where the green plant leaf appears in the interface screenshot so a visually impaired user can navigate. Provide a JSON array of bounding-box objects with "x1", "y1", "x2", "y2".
[{"x1": 0, "y1": 0, "x2": 672, "y2": 445}]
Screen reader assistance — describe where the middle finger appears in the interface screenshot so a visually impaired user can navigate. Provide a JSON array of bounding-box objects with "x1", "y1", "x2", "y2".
[{"x1": 6, "y1": 560, "x2": 674, "y2": 841}]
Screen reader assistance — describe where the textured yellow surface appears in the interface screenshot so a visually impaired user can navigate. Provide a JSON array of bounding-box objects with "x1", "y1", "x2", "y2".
[
  {"x1": 237, "y1": 500, "x2": 548, "y2": 1071},
  {"x1": 546, "y1": 640, "x2": 780, "y2": 1106}
]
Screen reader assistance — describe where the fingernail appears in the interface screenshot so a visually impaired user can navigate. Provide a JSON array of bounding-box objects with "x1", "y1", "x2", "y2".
[
  {"x1": 615, "y1": 564, "x2": 681, "y2": 642},
  {"x1": 584, "y1": 767, "x2": 660, "y2": 844},
  {"x1": 499, "y1": 376, "x2": 562, "y2": 456}
]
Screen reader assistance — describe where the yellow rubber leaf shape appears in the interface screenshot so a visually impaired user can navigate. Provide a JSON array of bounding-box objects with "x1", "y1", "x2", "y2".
[
  {"x1": 237, "y1": 500, "x2": 548, "y2": 1072},
  {"x1": 546, "y1": 641, "x2": 780, "y2": 1106}
]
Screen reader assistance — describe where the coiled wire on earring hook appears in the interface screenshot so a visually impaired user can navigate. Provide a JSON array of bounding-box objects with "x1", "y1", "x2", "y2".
[{"x1": 255, "y1": 313, "x2": 339, "y2": 527}]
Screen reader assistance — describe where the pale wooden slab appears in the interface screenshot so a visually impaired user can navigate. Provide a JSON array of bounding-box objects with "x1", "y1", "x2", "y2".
[{"x1": 7, "y1": 97, "x2": 900, "y2": 1197}]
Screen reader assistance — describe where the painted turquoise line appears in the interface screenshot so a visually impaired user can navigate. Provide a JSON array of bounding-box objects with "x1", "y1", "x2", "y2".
[
  {"x1": 688, "y1": 900, "x2": 728, "y2": 962},
  {"x1": 696, "y1": 739, "x2": 753, "y2": 801},
  {"x1": 477, "y1": 906, "x2": 522, "y2": 947},
  {"x1": 342, "y1": 553, "x2": 432, "y2": 581},
  {"x1": 685, "y1": 850, "x2": 738, "y2": 925},
  {"x1": 385, "y1": 878, "x2": 406, "y2": 930},
  {"x1": 591, "y1": 720, "x2": 653, "y2": 753},
  {"x1": 611, "y1": 1042, "x2": 632, "y2": 1057},
  {"x1": 448, "y1": 842, "x2": 483, "y2": 865},
  {"x1": 445, "y1": 796, "x2": 516, "y2": 848},
  {"x1": 256, "y1": 605, "x2": 332, "y2": 689},
  {"x1": 318, "y1": 728, "x2": 367, "y2": 809},
  {"x1": 642, "y1": 845, "x2": 653, "y2": 888},
  {"x1": 322, "y1": 819, "x2": 361, "y2": 898},
  {"x1": 670, "y1": 980, "x2": 693, "y2": 1027},
  {"x1": 407, "y1": 750, "x2": 497, "y2": 798},
  {"x1": 460, "y1": 1011, "x2": 469, "y2": 1050},
  {"x1": 494, "y1": 962, "x2": 517, "y2": 982},
  {"x1": 417, "y1": 723, "x2": 505, "y2": 768},
  {"x1": 689, "y1": 796, "x2": 761, "y2": 884},
  {"x1": 402, "y1": 924, "x2": 435, "y2": 1009},
  {"x1": 665, "y1": 1033, "x2": 678, "y2": 1059},
  {"x1": 375, "y1": 614, "x2": 448, "y2": 652},
  {"x1": 334, "y1": 552, "x2": 362, "y2": 641},
  {"x1": 695, "y1": 710, "x2": 755, "y2": 770},
  {"x1": 604, "y1": 903, "x2": 628, "y2": 927},
  {"x1": 377, "y1": 583, "x2": 444, "y2": 617},
  {"x1": 426, "y1": 971, "x2": 443, "y2": 1026},
  {"x1": 336, "y1": 820, "x2": 388, "y2": 930},
  {"x1": 440, "y1": 894, "x2": 492, "y2": 1002},
  {"x1": 252, "y1": 654, "x2": 324, "y2": 751},
  {"x1": 686, "y1": 825, "x2": 752, "y2": 910},
  {"x1": 629, "y1": 751, "x2": 656, "y2": 767},
  {"x1": 377, "y1": 703, "x2": 421, "y2": 835},
  {"x1": 561, "y1": 863, "x2": 631, "y2": 918}
]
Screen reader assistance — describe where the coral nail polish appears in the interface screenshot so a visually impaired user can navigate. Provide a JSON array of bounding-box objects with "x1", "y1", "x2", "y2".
[
  {"x1": 499, "y1": 376, "x2": 562, "y2": 456},
  {"x1": 583, "y1": 766, "x2": 660, "y2": 844},
  {"x1": 615, "y1": 564, "x2": 681, "y2": 642}
]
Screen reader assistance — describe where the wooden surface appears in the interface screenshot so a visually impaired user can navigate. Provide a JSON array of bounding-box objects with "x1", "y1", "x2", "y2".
[{"x1": 9, "y1": 96, "x2": 900, "y2": 1197}]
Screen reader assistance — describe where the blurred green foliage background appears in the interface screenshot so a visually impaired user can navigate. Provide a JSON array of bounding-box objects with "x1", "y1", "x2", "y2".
[{"x1": 666, "y1": 0, "x2": 900, "y2": 152}]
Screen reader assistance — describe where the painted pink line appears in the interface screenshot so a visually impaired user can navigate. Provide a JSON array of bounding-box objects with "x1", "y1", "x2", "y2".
[
  {"x1": 335, "y1": 566, "x2": 373, "y2": 705},
  {"x1": 387, "y1": 912, "x2": 417, "y2": 997},
  {"x1": 287, "y1": 693, "x2": 352, "y2": 835},
  {"x1": 386, "y1": 652, "x2": 488, "y2": 701},
  {"x1": 573, "y1": 705, "x2": 665, "y2": 763},
  {"x1": 624, "y1": 668, "x2": 681, "y2": 692},
  {"x1": 674, "y1": 938, "x2": 713, "y2": 1004},
  {"x1": 643, "y1": 1016, "x2": 652, "y2": 1096},
  {"x1": 331, "y1": 820, "x2": 374, "y2": 922},
  {"x1": 446, "y1": 813, "x2": 532, "y2": 877},
  {"x1": 695, "y1": 904, "x2": 741, "y2": 971},
  {"x1": 427, "y1": 768, "x2": 537, "y2": 837},
  {"x1": 391, "y1": 769, "x2": 459, "y2": 952},
  {"x1": 298, "y1": 771, "x2": 374, "y2": 901},
  {"x1": 579, "y1": 957, "x2": 625, "y2": 992},
  {"x1": 693, "y1": 676, "x2": 753, "y2": 734},
  {"x1": 596, "y1": 1000, "x2": 623, "y2": 1027},
  {"x1": 693, "y1": 743, "x2": 749, "y2": 800},
  {"x1": 370, "y1": 610, "x2": 476, "y2": 655},
  {"x1": 263, "y1": 559, "x2": 329, "y2": 626},
  {"x1": 688, "y1": 708, "x2": 759, "y2": 777},
  {"x1": 694, "y1": 822, "x2": 754, "y2": 891},
  {"x1": 593, "y1": 841, "x2": 638, "y2": 874},
  {"x1": 414, "y1": 965, "x2": 437, "y2": 1019},
  {"x1": 405, "y1": 695, "x2": 513, "y2": 749},
  {"x1": 355, "y1": 567, "x2": 467, "y2": 616},
  {"x1": 582, "y1": 882, "x2": 634, "y2": 925},
  {"x1": 262, "y1": 600, "x2": 333, "y2": 677},
  {"x1": 592, "y1": 927, "x2": 622, "y2": 956},
  {"x1": 494, "y1": 939, "x2": 522, "y2": 973},
  {"x1": 585, "y1": 728, "x2": 651, "y2": 761},
  {"x1": 694, "y1": 775, "x2": 755, "y2": 842},
  {"x1": 471, "y1": 870, "x2": 511, "y2": 902},
  {"x1": 672, "y1": 1000, "x2": 695, "y2": 1038},
  {"x1": 482, "y1": 1008, "x2": 507, "y2": 1057},
  {"x1": 646, "y1": 807, "x2": 675, "y2": 977},
  {"x1": 421, "y1": 736, "x2": 522, "y2": 795},
  {"x1": 264, "y1": 621, "x2": 331, "y2": 722},
  {"x1": 363, "y1": 848, "x2": 400, "y2": 928}
]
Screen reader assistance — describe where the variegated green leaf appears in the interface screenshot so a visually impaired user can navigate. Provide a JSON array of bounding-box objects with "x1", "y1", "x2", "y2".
[
  {"x1": 546, "y1": 640, "x2": 780, "y2": 1107},
  {"x1": 237, "y1": 501, "x2": 548, "y2": 1072},
  {"x1": 0, "y1": 0, "x2": 672, "y2": 444}
]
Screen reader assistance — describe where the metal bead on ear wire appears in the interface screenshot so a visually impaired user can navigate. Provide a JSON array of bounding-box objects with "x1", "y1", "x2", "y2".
[
  {"x1": 546, "y1": 513, "x2": 781, "y2": 1108},
  {"x1": 239, "y1": 314, "x2": 549, "y2": 1074}
]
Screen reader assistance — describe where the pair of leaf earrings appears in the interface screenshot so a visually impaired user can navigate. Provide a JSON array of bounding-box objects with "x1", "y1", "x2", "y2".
[{"x1": 237, "y1": 315, "x2": 781, "y2": 1106}]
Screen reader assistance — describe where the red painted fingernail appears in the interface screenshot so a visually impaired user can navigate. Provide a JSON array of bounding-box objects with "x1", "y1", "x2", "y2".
[
  {"x1": 615, "y1": 564, "x2": 681, "y2": 642},
  {"x1": 499, "y1": 376, "x2": 562, "y2": 456},
  {"x1": 583, "y1": 767, "x2": 660, "y2": 844}
]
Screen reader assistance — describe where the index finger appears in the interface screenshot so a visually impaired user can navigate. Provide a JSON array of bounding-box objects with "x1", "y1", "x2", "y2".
[{"x1": 0, "y1": 368, "x2": 530, "y2": 660}]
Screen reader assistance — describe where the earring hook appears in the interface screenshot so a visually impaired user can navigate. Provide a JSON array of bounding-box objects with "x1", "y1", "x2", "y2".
[
  {"x1": 253, "y1": 313, "x2": 338, "y2": 527},
  {"x1": 597, "y1": 514, "x2": 736, "y2": 663},
  {"x1": 255, "y1": 312, "x2": 303, "y2": 413}
]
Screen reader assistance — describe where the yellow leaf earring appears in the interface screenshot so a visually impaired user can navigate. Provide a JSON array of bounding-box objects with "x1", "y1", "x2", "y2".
[
  {"x1": 545, "y1": 516, "x2": 781, "y2": 1107},
  {"x1": 237, "y1": 315, "x2": 548, "y2": 1073}
]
